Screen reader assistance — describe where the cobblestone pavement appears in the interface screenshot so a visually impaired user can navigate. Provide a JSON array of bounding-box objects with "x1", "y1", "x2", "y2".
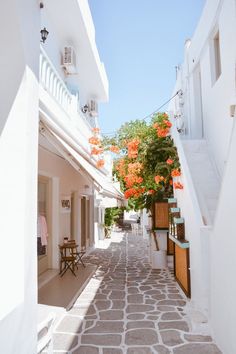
[{"x1": 53, "y1": 231, "x2": 222, "y2": 354}]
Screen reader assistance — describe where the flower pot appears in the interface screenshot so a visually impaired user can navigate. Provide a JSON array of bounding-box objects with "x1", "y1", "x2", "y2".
[{"x1": 151, "y1": 250, "x2": 167, "y2": 269}]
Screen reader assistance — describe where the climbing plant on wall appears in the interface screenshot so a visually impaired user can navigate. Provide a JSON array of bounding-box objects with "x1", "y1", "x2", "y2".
[{"x1": 102, "y1": 113, "x2": 183, "y2": 211}]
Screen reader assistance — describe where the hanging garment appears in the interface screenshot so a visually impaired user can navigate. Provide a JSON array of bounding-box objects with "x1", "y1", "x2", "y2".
[{"x1": 37, "y1": 215, "x2": 48, "y2": 246}]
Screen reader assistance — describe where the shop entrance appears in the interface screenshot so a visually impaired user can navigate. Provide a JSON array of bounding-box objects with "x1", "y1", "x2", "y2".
[{"x1": 37, "y1": 176, "x2": 52, "y2": 275}]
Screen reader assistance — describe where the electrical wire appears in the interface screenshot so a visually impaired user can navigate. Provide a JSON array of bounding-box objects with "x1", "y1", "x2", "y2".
[{"x1": 102, "y1": 90, "x2": 180, "y2": 136}]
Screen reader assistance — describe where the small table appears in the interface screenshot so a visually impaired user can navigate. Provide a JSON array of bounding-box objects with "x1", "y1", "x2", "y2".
[{"x1": 59, "y1": 243, "x2": 86, "y2": 276}]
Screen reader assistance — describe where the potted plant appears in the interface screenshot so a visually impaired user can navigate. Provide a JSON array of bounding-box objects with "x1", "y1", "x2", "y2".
[{"x1": 150, "y1": 230, "x2": 167, "y2": 269}]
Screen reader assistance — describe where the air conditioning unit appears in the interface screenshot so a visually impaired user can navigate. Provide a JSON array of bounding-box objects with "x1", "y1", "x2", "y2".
[
  {"x1": 62, "y1": 46, "x2": 77, "y2": 74},
  {"x1": 89, "y1": 100, "x2": 98, "y2": 117}
]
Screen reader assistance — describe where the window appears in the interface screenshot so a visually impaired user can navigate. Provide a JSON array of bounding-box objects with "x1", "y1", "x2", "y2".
[
  {"x1": 214, "y1": 31, "x2": 221, "y2": 80},
  {"x1": 211, "y1": 30, "x2": 222, "y2": 84}
]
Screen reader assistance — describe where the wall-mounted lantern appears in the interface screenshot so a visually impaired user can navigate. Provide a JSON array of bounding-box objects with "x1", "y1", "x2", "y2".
[{"x1": 40, "y1": 27, "x2": 49, "y2": 43}]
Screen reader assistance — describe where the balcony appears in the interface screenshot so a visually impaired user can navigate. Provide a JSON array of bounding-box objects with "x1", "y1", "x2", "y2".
[
  {"x1": 39, "y1": 47, "x2": 96, "y2": 130},
  {"x1": 39, "y1": 47, "x2": 72, "y2": 115}
]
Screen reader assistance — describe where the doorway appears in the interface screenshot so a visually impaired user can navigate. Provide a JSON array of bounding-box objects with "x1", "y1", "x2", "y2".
[
  {"x1": 38, "y1": 176, "x2": 52, "y2": 275},
  {"x1": 81, "y1": 196, "x2": 91, "y2": 250}
]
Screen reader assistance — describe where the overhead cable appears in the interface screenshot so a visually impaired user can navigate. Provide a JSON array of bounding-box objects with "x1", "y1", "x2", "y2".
[{"x1": 102, "y1": 90, "x2": 181, "y2": 136}]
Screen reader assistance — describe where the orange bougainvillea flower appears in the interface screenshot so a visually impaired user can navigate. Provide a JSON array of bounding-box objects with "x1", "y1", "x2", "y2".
[
  {"x1": 124, "y1": 188, "x2": 136, "y2": 199},
  {"x1": 169, "y1": 179, "x2": 173, "y2": 185},
  {"x1": 156, "y1": 127, "x2": 170, "y2": 138},
  {"x1": 124, "y1": 175, "x2": 143, "y2": 188},
  {"x1": 133, "y1": 187, "x2": 145, "y2": 198},
  {"x1": 164, "y1": 120, "x2": 172, "y2": 128},
  {"x1": 91, "y1": 147, "x2": 103, "y2": 155},
  {"x1": 96, "y1": 159, "x2": 105, "y2": 168},
  {"x1": 124, "y1": 175, "x2": 136, "y2": 188},
  {"x1": 92, "y1": 127, "x2": 100, "y2": 134},
  {"x1": 136, "y1": 176, "x2": 143, "y2": 184},
  {"x1": 127, "y1": 138, "x2": 140, "y2": 150},
  {"x1": 128, "y1": 162, "x2": 143, "y2": 174},
  {"x1": 153, "y1": 115, "x2": 172, "y2": 138},
  {"x1": 110, "y1": 145, "x2": 120, "y2": 154},
  {"x1": 124, "y1": 186, "x2": 145, "y2": 199},
  {"x1": 127, "y1": 139, "x2": 140, "y2": 159},
  {"x1": 174, "y1": 182, "x2": 184, "y2": 189},
  {"x1": 148, "y1": 189, "x2": 155, "y2": 194},
  {"x1": 154, "y1": 175, "x2": 165, "y2": 184},
  {"x1": 115, "y1": 159, "x2": 126, "y2": 177},
  {"x1": 89, "y1": 136, "x2": 101, "y2": 145},
  {"x1": 128, "y1": 150, "x2": 138, "y2": 159},
  {"x1": 166, "y1": 158, "x2": 174, "y2": 165},
  {"x1": 171, "y1": 169, "x2": 181, "y2": 177}
]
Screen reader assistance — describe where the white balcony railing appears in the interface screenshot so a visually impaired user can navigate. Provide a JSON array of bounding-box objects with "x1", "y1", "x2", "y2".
[
  {"x1": 39, "y1": 47, "x2": 73, "y2": 115},
  {"x1": 39, "y1": 47, "x2": 97, "y2": 130}
]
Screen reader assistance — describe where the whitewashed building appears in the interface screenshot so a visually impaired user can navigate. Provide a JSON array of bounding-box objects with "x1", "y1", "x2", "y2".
[
  {"x1": 168, "y1": 0, "x2": 236, "y2": 353},
  {"x1": 0, "y1": 1, "x2": 122, "y2": 353}
]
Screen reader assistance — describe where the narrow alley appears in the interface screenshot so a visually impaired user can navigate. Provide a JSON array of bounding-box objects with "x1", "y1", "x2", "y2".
[{"x1": 52, "y1": 230, "x2": 221, "y2": 354}]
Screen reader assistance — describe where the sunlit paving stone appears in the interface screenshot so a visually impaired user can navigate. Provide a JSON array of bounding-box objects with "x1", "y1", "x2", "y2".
[
  {"x1": 53, "y1": 230, "x2": 222, "y2": 353},
  {"x1": 161, "y1": 312, "x2": 182, "y2": 320},
  {"x1": 99, "y1": 310, "x2": 124, "y2": 320},
  {"x1": 158, "y1": 321, "x2": 189, "y2": 332},
  {"x1": 125, "y1": 329, "x2": 159, "y2": 345},
  {"x1": 72, "y1": 347, "x2": 99, "y2": 354},
  {"x1": 160, "y1": 330, "x2": 184, "y2": 346},
  {"x1": 127, "y1": 347, "x2": 153, "y2": 354},
  {"x1": 126, "y1": 321, "x2": 155, "y2": 330},
  {"x1": 172, "y1": 343, "x2": 222, "y2": 354}
]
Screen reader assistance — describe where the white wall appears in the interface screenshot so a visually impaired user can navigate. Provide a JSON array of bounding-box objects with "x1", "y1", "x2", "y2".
[
  {"x1": 170, "y1": 127, "x2": 211, "y2": 313},
  {"x1": 0, "y1": 0, "x2": 39, "y2": 353},
  {"x1": 210, "y1": 118, "x2": 236, "y2": 354},
  {"x1": 170, "y1": 0, "x2": 236, "y2": 177},
  {"x1": 169, "y1": 1, "x2": 236, "y2": 352},
  {"x1": 40, "y1": 0, "x2": 108, "y2": 105}
]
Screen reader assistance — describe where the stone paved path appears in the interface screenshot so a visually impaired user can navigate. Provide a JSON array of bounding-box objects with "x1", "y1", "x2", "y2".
[{"x1": 53, "y1": 231, "x2": 222, "y2": 354}]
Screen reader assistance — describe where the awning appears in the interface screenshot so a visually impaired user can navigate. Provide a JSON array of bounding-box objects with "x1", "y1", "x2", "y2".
[{"x1": 40, "y1": 124, "x2": 123, "y2": 200}]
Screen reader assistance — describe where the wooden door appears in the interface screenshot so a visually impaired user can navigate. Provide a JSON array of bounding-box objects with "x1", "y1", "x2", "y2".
[
  {"x1": 154, "y1": 201, "x2": 169, "y2": 229},
  {"x1": 81, "y1": 196, "x2": 86, "y2": 249},
  {"x1": 86, "y1": 198, "x2": 90, "y2": 248},
  {"x1": 174, "y1": 244, "x2": 191, "y2": 297},
  {"x1": 71, "y1": 191, "x2": 80, "y2": 244}
]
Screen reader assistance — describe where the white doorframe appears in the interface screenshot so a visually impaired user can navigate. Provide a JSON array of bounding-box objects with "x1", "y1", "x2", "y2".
[{"x1": 38, "y1": 171, "x2": 60, "y2": 270}]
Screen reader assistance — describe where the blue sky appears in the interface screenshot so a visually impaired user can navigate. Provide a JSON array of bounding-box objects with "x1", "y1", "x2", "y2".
[{"x1": 88, "y1": 0, "x2": 206, "y2": 135}]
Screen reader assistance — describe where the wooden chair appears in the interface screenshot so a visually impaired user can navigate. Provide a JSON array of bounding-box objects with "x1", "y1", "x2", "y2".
[
  {"x1": 73, "y1": 250, "x2": 86, "y2": 268},
  {"x1": 66, "y1": 240, "x2": 86, "y2": 268},
  {"x1": 58, "y1": 245, "x2": 76, "y2": 276}
]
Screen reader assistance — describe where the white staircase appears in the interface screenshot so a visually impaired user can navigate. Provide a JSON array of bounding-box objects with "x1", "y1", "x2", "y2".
[{"x1": 182, "y1": 140, "x2": 221, "y2": 225}]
